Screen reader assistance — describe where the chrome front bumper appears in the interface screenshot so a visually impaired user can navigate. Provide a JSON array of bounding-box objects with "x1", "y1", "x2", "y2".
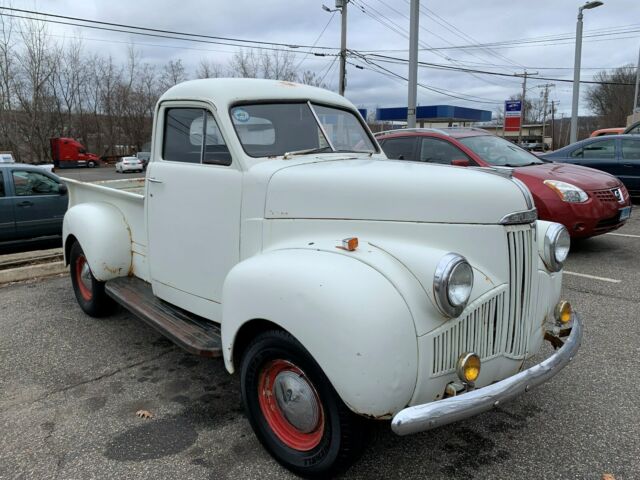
[{"x1": 391, "y1": 313, "x2": 583, "y2": 436}]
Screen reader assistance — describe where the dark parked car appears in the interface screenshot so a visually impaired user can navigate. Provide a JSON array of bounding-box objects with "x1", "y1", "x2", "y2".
[
  {"x1": 542, "y1": 135, "x2": 640, "y2": 197},
  {"x1": 0, "y1": 163, "x2": 68, "y2": 244},
  {"x1": 377, "y1": 128, "x2": 632, "y2": 239}
]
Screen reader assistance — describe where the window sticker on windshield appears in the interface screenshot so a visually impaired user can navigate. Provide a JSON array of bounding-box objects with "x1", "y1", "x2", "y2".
[{"x1": 233, "y1": 109, "x2": 250, "y2": 123}]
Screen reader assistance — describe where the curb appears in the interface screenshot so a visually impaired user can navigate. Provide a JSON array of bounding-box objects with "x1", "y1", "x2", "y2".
[{"x1": 0, "y1": 261, "x2": 67, "y2": 285}]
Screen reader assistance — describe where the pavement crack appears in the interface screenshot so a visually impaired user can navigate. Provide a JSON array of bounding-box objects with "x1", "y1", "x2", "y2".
[{"x1": 1, "y1": 348, "x2": 175, "y2": 411}]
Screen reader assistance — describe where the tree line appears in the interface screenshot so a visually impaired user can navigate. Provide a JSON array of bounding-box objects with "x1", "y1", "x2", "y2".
[{"x1": 0, "y1": 16, "x2": 326, "y2": 163}]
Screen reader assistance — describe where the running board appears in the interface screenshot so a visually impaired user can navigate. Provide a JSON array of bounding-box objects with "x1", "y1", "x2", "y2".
[{"x1": 105, "y1": 276, "x2": 222, "y2": 357}]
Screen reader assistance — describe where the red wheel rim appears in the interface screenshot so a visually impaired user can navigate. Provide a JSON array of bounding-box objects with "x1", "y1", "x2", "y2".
[
  {"x1": 75, "y1": 255, "x2": 93, "y2": 301},
  {"x1": 258, "y1": 359, "x2": 325, "y2": 451}
]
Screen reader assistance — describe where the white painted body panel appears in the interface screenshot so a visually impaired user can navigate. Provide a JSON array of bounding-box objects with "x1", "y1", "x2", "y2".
[{"x1": 62, "y1": 78, "x2": 565, "y2": 419}]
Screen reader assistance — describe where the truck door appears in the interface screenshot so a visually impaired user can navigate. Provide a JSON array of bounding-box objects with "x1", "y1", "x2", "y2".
[
  {"x1": 10, "y1": 169, "x2": 67, "y2": 239},
  {"x1": 146, "y1": 104, "x2": 241, "y2": 319},
  {"x1": 0, "y1": 170, "x2": 17, "y2": 241}
]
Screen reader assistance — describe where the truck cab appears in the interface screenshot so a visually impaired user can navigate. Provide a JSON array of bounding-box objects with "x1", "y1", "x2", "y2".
[
  {"x1": 61, "y1": 79, "x2": 581, "y2": 477},
  {"x1": 50, "y1": 137, "x2": 100, "y2": 168}
]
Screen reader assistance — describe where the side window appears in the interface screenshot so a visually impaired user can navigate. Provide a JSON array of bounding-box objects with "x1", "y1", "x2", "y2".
[
  {"x1": 12, "y1": 171, "x2": 60, "y2": 196},
  {"x1": 381, "y1": 137, "x2": 416, "y2": 160},
  {"x1": 628, "y1": 124, "x2": 640, "y2": 135},
  {"x1": 0, "y1": 171, "x2": 4, "y2": 197},
  {"x1": 420, "y1": 138, "x2": 470, "y2": 165},
  {"x1": 570, "y1": 147, "x2": 583, "y2": 158},
  {"x1": 622, "y1": 139, "x2": 640, "y2": 160},
  {"x1": 581, "y1": 139, "x2": 616, "y2": 159},
  {"x1": 163, "y1": 108, "x2": 231, "y2": 166}
]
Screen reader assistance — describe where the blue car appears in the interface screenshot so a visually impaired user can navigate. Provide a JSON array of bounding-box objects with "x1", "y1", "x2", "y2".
[
  {"x1": 0, "y1": 163, "x2": 68, "y2": 244},
  {"x1": 542, "y1": 135, "x2": 640, "y2": 197}
]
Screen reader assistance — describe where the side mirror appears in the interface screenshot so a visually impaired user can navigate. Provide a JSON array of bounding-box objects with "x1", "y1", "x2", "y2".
[
  {"x1": 58, "y1": 184, "x2": 68, "y2": 195},
  {"x1": 452, "y1": 159, "x2": 470, "y2": 167}
]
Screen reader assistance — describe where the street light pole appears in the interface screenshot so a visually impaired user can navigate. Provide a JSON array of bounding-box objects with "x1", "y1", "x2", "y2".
[
  {"x1": 407, "y1": 0, "x2": 419, "y2": 128},
  {"x1": 570, "y1": 1, "x2": 603, "y2": 144},
  {"x1": 634, "y1": 44, "x2": 640, "y2": 122}
]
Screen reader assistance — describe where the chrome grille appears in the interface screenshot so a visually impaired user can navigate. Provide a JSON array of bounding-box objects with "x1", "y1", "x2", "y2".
[
  {"x1": 431, "y1": 289, "x2": 506, "y2": 375},
  {"x1": 504, "y1": 224, "x2": 535, "y2": 357},
  {"x1": 430, "y1": 224, "x2": 535, "y2": 377}
]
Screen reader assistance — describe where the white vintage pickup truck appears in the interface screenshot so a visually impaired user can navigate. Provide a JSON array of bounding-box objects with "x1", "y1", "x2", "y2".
[{"x1": 62, "y1": 78, "x2": 581, "y2": 476}]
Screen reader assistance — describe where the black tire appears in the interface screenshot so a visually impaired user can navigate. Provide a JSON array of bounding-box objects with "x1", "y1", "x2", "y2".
[
  {"x1": 87, "y1": 161, "x2": 96, "y2": 168},
  {"x1": 69, "y1": 241, "x2": 116, "y2": 317},
  {"x1": 241, "y1": 330, "x2": 364, "y2": 478}
]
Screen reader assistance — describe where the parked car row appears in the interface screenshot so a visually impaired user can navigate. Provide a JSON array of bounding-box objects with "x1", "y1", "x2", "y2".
[{"x1": 376, "y1": 128, "x2": 632, "y2": 239}]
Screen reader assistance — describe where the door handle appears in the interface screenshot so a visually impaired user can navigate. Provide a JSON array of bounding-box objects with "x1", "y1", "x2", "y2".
[
  {"x1": 17, "y1": 200, "x2": 33, "y2": 207},
  {"x1": 147, "y1": 177, "x2": 163, "y2": 184},
  {"x1": 622, "y1": 164, "x2": 633, "y2": 168}
]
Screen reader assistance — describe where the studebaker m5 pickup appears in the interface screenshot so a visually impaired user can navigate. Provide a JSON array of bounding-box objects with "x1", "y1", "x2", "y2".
[{"x1": 62, "y1": 78, "x2": 581, "y2": 476}]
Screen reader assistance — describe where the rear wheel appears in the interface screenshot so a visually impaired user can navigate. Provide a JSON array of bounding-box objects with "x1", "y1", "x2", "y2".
[
  {"x1": 87, "y1": 160, "x2": 96, "y2": 168},
  {"x1": 69, "y1": 241, "x2": 116, "y2": 317},
  {"x1": 241, "y1": 330, "x2": 364, "y2": 477}
]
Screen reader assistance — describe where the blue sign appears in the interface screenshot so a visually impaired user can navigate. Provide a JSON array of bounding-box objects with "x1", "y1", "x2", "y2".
[{"x1": 505, "y1": 100, "x2": 522, "y2": 117}]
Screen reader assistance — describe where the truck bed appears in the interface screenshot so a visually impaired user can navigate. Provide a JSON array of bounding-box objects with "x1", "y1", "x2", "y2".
[{"x1": 62, "y1": 176, "x2": 148, "y2": 278}]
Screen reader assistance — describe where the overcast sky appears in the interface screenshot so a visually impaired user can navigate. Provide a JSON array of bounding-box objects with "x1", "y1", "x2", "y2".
[{"x1": 2, "y1": 0, "x2": 639, "y2": 119}]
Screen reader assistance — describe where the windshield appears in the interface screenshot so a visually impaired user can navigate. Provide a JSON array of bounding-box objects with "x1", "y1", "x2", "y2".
[
  {"x1": 459, "y1": 135, "x2": 542, "y2": 167},
  {"x1": 230, "y1": 102, "x2": 376, "y2": 158}
]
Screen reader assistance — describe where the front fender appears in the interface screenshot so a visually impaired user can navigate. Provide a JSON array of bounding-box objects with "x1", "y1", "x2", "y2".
[
  {"x1": 222, "y1": 248, "x2": 418, "y2": 418},
  {"x1": 63, "y1": 202, "x2": 132, "y2": 281}
]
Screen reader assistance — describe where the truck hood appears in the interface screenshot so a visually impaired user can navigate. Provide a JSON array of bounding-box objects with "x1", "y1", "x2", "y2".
[
  {"x1": 514, "y1": 161, "x2": 621, "y2": 190},
  {"x1": 264, "y1": 158, "x2": 530, "y2": 224}
]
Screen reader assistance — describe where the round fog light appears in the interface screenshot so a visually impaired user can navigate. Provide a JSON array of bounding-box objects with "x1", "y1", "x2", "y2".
[
  {"x1": 456, "y1": 352, "x2": 481, "y2": 384},
  {"x1": 555, "y1": 301, "x2": 572, "y2": 324}
]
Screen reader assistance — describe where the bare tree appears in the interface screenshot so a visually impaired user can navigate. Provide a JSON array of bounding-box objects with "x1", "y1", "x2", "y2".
[
  {"x1": 195, "y1": 58, "x2": 224, "y2": 79},
  {"x1": 299, "y1": 70, "x2": 327, "y2": 88},
  {"x1": 585, "y1": 64, "x2": 636, "y2": 127},
  {"x1": 159, "y1": 59, "x2": 187, "y2": 90},
  {"x1": 228, "y1": 49, "x2": 297, "y2": 81}
]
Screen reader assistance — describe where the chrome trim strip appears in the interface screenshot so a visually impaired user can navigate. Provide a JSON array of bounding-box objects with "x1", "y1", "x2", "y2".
[
  {"x1": 307, "y1": 100, "x2": 335, "y2": 152},
  {"x1": 511, "y1": 177, "x2": 535, "y2": 210},
  {"x1": 500, "y1": 208, "x2": 537, "y2": 225},
  {"x1": 391, "y1": 313, "x2": 582, "y2": 436}
]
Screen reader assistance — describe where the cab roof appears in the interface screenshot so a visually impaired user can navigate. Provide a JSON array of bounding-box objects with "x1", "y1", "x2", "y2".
[{"x1": 159, "y1": 78, "x2": 356, "y2": 111}]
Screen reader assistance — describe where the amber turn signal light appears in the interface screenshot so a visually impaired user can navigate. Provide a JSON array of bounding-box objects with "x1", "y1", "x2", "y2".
[
  {"x1": 341, "y1": 237, "x2": 359, "y2": 251},
  {"x1": 555, "y1": 300, "x2": 572, "y2": 324},
  {"x1": 456, "y1": 352, "x2": 481, "y2": 384}
]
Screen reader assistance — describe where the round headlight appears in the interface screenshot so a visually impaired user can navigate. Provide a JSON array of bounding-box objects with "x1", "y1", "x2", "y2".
[
  {"x1": 544, "y1": 223, "x2": 571, "y2": 272},
  {"x1": 434, "y1": 253, "x2": 474, "y2": 318}
]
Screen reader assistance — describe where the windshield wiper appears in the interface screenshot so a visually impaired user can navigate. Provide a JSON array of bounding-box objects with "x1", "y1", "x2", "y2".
[{"x1": 283, "y1": 146, "x2": 332, "y2": 159}]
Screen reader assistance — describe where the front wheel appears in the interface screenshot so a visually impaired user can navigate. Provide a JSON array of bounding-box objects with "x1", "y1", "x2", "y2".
[
  {"x1": 69, "y1": 241, "x2": 116, "y2": 317},
  {"x1": 241, "y1": 330, "x2": 364, "y2": 477},
  {"x1": 87, "y1": 161, "x2": 96, "y2": 168}
]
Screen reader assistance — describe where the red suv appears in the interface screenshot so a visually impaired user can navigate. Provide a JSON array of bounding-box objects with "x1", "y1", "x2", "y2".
[{"x1": 376, "y1": 128, "x2": 632, "y2": 239}]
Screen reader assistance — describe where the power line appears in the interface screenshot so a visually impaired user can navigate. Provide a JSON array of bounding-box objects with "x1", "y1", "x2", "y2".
[
  {"x1": 349, "y1": 52, "x2": 504, "y2": 105},
  {"x1": 360, "y1": 52, "x2": 636, "y2": 85},
  {"x1": 295, "y1": 12, "x2": 337, "y2": 70},
  {"x1": 0, "y1": 6, "x2": 338, "y2": 51}
]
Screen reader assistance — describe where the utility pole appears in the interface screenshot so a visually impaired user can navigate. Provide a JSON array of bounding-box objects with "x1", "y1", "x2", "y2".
[
  {"x1": 550, "y1": 100, "x2": 558, "y2": 151},
  {"x1": 634, "y1": 44, "x2": 640, "y2": 122},
  {"x1": 515, "y1": 71, "x2": 538, "y2": 146},
  {"x1": 570, "y1": 1, "x2": 604, "y2": 144},
  {"x1": 539, "y1": 83, "x2": 554, "y2": 150},
  {"x1": 407, "y1": 0, "x2": 419, "y2": 128},
  {"x1": 338, "y1": 0, "x2": 348, "y2": 96}
]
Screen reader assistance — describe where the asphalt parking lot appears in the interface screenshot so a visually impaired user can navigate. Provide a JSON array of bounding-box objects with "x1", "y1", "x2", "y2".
[{"x1": 1, "y1": 203, "x2": 639, "y2": 479}]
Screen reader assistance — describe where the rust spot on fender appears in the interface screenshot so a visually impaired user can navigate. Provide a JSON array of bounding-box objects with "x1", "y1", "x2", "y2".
[{"x1": 102, "y1": 263, "x2": 123, "y2": 275}]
